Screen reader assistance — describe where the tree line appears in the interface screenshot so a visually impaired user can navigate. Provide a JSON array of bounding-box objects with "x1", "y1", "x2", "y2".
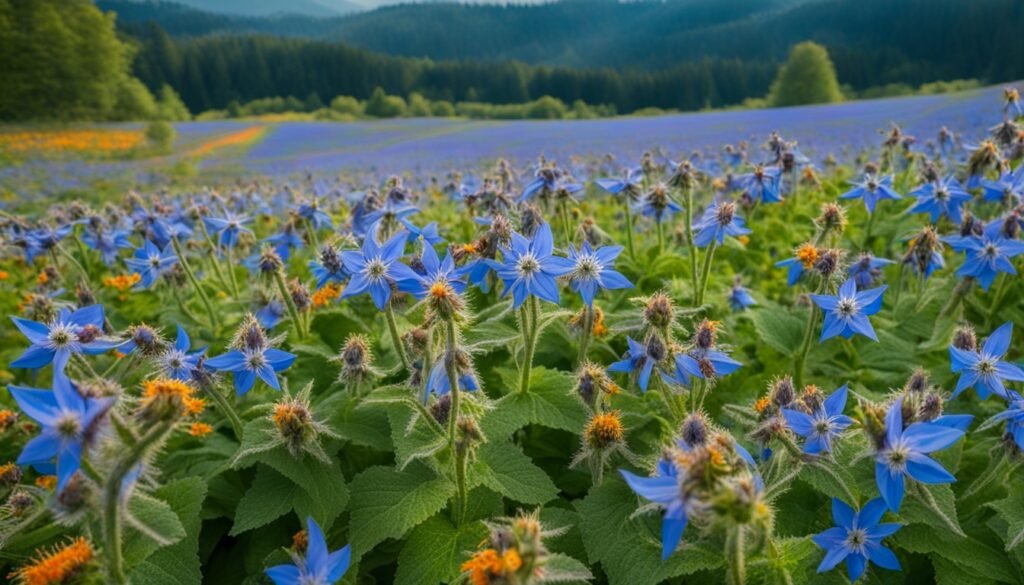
[{"x1": 129, "y1": 24, "x2": 778, "y2": 115}]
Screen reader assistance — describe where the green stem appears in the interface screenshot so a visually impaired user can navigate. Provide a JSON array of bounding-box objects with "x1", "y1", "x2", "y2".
[
  {"x1": 939, "y1": 277, "x2": 973, "y2": 319},
  {"x1": 794, "y1": 304, "x2": 819, "y2": 390},
  {"x1": 454, "y1": 443, "x2": 468, "y2": 525},
  {"x1": 986, "y1": 273, "x2": 1011, "y2": 329},
  {"x1": 683, "y1": 187, "x2": 698, "y2": 298},
  {"x1": 197, "y1": 220, "x2": 231, "y2": 293},
  {"x1": 384, "y1": 299, "x2": 409, "y2": 371},
  {"x1": 623, "y1": 198, "x2": 635, "y2": 259},
  {"x1": 225, "y1": 244, "x2": 242, "y2": 301},
  {"x1": 171, "y1": 237, "x2": 218, "y2": 330},
  {"x1": 272, "y1": 269, "x2": 307, "y2": 339},
  {"x1": 445, "y1": 320, "x2": 461, "y2": 444},
  {"x1": 304, "y1": 218, "x2": 321, "y2": 252},
  {"x1": 656, "y1": 220, "x2": 665, "y2": 255},
  {"x1": 519, "y1": 296, "x2": 540, "y2": 394},
  {"x1": 727, "y1": 525, "x2": 746, "y2": 585},
  {"x1": 577, "y1": 305, "x2": 593, "y2": 364},
  {"x1": 695, "y1": 240, "x2": 718, "y2": 307},
  {"x1": 104, "y1": 421, "x2": 174, "y2": 585},
  {"x1": 559, "y1": 200, "x2": 573, "y2": 245},
  {"x1": 202, "y1": 383, "x2": 245, "y2": 439}
]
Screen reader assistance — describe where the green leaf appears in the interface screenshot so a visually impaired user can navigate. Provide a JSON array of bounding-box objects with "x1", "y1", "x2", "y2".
[
  {"x1": 893, "y1": 524, "x2": 1017, "y2": 583},
  {"x1": 749, "y1": 306, "x2": 805, "y2": 356},
  {"x1": 575, "y1": 479, "x2": 723, "y2": 585},
  {"x1": 232, "y1": 419, "x2": 349, "y2": 530},
  {"x1": 231, "y1": 466, "x2": 302, "y2": 535},
  {"x1": 481, "y1": 367, "x2": 587, "y2": 439},
  {"x1": 475, "y1": 441, "x2": 560, "y2": 505},
  {"x1": 349, "y1": 463, "x2": 456, "y2": 557},
  {"x1": 987, "y1": 488, "x2": 1024, "y2": 551},
  {"x1": 387, "y1": 403, "x2": 449, "y2": 470},
  {"x1": 541, "y1": 553, "x2": 594, "y2": 584},
  {"x1": 129, "y1": 478, "x2": 208, "y2": 584},
  {"x1": 394, "y1": 515, "x2": 488, "y2": 585},
  {"x1": 322, "y1": 392, "x2": 394, "y2": 451},
  {"x1": 122, "y1": 490, "x2": 188, "y2": 568}
]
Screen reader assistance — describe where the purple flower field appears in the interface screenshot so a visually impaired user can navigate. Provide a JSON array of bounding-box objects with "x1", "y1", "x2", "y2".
[{"x1": 0, "y1": 84, "x2": 1006, "y2": 199}]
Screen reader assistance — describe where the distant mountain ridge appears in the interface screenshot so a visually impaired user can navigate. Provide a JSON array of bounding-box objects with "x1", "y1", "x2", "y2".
[
  {"x1": 106, "y1": 0, "x2": 363, "y2": 18},
  {"x1": 100, "y1": 0, "x2": 1024, "y2": 91}
]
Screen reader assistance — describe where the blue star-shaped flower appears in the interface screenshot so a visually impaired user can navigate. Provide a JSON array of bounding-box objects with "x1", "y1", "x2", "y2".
[
  {"x1": 619, "y1": 457, "x2": 689, "y2": 560},
  {"x1": 734, "y1": 164, "x2": 782, "y2": 203},
  {"x1": 812, "y1": 497, "x2": 901, "y2": 581},
  {"x1": 692, "y1": 201, "x2": 750, "y2": 247},
  {"x1": 203, "y1": 210, "x2": 253, "y2": 248},
  {"x1": 950, "y1": 322, "x2": 1024, "y2": 400},
  {"x1": 205, "y1": 344, "x2": 296, "y2": 396},
  {"x1": 265, "y1": 517, "x2": 351, "y2": 585},
  {"x1": 810, "y1": 278, "x2": 886, "y2": 342},
  {"x1": 840, "y1": 174, "x2": 901, "y2": 214},
  {"x1": 124, "y1": 239, "x2": 178, "y2": 289},
  {"x1": 607, "y1": 336, "x2": 659, "y2": 392},
  {"x1": 874, "y1": 398, "x2": 967, "y2": 511},
  {"x1": 565, "y1": 242, "x2": 633, "y2": 307},
  {"x1": 157, "y1": 325, "x2": 205, "y2": 381},
  {"x1": 11, "y1": 305, "x2": 121, "y2": 376},
  {"x1": 908, "y1": 175, "x2": 971, "y2": 223},
  {"x1": 340, "y1": 230, "x2": 420, "y2": 310},
  {"x1": 487, "y1": 223, "x2": 574, "y2": 308},
  {"x1": 9, "y1": 375, "x2": 114, "y2": 490},
  {"x1": 782, "y1": 384, "x2": 854, "y2": 454}
]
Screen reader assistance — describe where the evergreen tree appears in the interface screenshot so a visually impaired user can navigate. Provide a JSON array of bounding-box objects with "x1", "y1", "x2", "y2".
[{"x1": 768, "y1": 41, "x2": 843, "y2": 107}]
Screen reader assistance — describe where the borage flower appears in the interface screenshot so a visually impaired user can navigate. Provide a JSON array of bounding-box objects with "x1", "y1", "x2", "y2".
[
  {"x1": 607, "y1": 336, "x2": 660, "y2": 392},
  {"x1": 840, "y1": 174, "x2": 901, "y2": 214},
  {"x1": 949, "y1": 322, "x2": 1024, "y2": 400},
  {"x1": 487, "y1": 223, "x2": 574, "y2": 308},
  {"x1": 692, "y1": 201, "x2": 750, "y2": 247},
  {"x1": 734, "y1": 164, "x2": 782, "y2": 204},
  {"x1": 812, "y1": 497, "x2": 901, "y2": 581},
  {"x1": 810, "y1": 278, "x2": 886, "y2": 342},
  {"x1": 949, "y1": 227, "x2": 1024, "y2": 291},
  {"x1": 340, "y1": 230, "x2": 420, "y2": 310},
  {"x1": 565, "y1": 242, "x2": 633, "y2": 307},
  {"x1": 619, "y1": 456, "x2": 690, "y2": 560},
  {"x1": 156, "y1": 325, "x2": 205, "y2": 381},
  {"x1": 124, "y1": 239, "x2": 178, "y2": 289},
  {"x1": 908, "y1": 176, "x2": 971, "y2": 224},
  {"x1": 206, "y1": 343, "x2": 296, "y2": 396},
  {"x1": 728, "y1": 279, "x2": 756, "y2": 311},
  {"x1": 874, "y1": 398, "x2": 967, "y2": 511},
  {"x1": 266, "y1": 517, "x2": 350, "y2": 585},
  {"x1": 203, "y1": 210, "x2": 253, "y2": 248},
  {"x1": 782, "y1": 384, "x2": 854, "y2": 454},
  {"x1": 9, "y1": 375, "x2": 114, "y2": 490},
  {"x1": 848, "y1": 253, "x2": 894, "y2": 289},
  {"x1": 11, "y1": 305, "x2": 121, "y2": 376}
]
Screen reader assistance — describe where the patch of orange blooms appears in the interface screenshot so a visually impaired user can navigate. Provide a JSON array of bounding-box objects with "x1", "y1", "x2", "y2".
[
  {"x1": 189, "y1": 126, "x2": 266, "y2": 158},
  {"x1": 9, "y1": 537, "x2": 94, "y2": 585},
  {"x1": 0, "y1": 129, "x2": 144, "y2": 155},
  {"x1": 461, "y1": 548, "x2": 523, "y2": 585}
]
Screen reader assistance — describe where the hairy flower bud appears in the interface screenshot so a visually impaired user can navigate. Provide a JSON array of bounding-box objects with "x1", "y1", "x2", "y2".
[
  {"x1": 584, "y1": 411, "x2": 624, "y2": 449},
  {"x1": 681, "y1": 413, "x2": 710, "y2": 447},
  {"x1": 952, "y1": 325, "x2": 977, "y2": 351},
  {"x1": 643, "y1": 292, "x2": 675, "y2": 330}
]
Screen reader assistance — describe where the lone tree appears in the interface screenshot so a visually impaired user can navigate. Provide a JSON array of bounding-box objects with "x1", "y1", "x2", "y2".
[{"x1": 768, "y1": 41, "x2": 843, "y2": 107}]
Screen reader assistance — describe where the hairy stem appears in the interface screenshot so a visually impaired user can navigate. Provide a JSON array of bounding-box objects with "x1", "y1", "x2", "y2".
[
  {"x1": 171, "y1": 236, "x2": 218, "y2": 330},
  {"x1": 103, "y1": 421, "x2": 174, "y2": 584},
  {"x1": 385, "y1": 299, "x2": 409, "y2": 371}
]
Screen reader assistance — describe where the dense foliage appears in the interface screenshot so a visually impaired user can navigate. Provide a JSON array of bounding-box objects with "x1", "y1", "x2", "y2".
[
  {"x1": 767, "y1": 42, "x2": 843, "y2": 107},
  {"x1": 0, "y1": 0, "x2": 189, "y2": 123},
  {"x1": 2, "y1": 88, "x2": 1024, "y2": 585},
  {"x1": 104, "y1": 0, "x2": 1024, "y2": 108}
]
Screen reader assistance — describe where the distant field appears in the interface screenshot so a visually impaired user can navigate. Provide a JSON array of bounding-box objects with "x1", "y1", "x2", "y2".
[{"x1": 0, "y1": 84, "x2": 1007, "y2": 197}]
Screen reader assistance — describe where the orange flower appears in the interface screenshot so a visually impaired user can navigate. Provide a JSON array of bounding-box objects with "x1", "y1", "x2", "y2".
[
  {"x1": 35, "y1": 476, "x2": 57, "y2": 490},
  {"x1": 9, "y1": 537, "x2": 94, "y2": 585},
  {"x1": 0, "y1": 270, "x2": 9, "y2": 280},
  {"x1": 189, "y1": 422, "x2": 214, "y2": 438},
  {"x1": 584, "y1": 410, "x2": 624, "y2": 448},
  {"x1": 103, "y1": 273, "x2": 141, "y2": 292},
  {"x1": 753, "y1": 396, "x2": 771, "y2": 414},
  {"x1": 188, "y1": 126, "x2": 266, "y2": 158},
  {"x1": 311, "y1": 283, "x2": 342, "y2": 308},
  {"x1": 795, "y1": 243, "x2": 819, "y2": 268}
]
